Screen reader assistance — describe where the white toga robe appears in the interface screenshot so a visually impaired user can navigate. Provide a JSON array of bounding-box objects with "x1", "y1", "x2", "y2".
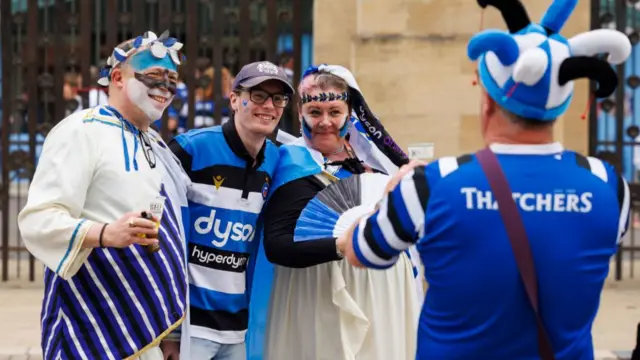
[
  {"x1": 17, "y1": 106, "x2": 192, "y2": 360},
  {"x1": 264, "y1": 134, "x2": 421, "y2": 360}
]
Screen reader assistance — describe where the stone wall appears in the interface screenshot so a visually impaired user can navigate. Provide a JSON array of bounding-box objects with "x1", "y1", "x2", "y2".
[{"x1": 313, "y1": 0, "x2": 591, "y2": 157}]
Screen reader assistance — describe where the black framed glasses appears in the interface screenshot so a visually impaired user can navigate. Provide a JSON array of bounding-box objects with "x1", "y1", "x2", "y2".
[
  {"x1": 138, "y1": 131, "x2": 156, "y2": 169},
  {"x1": 246, "y1": 89, "x2": 290, "y2": 108}
]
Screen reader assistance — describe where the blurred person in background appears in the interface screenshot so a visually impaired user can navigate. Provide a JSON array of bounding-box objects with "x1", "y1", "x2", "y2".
[
  {"x1": 163, "y1": 65, "x2": 234, "y2": 135},
  {"x1": 277, "y1": 50, "x2": 294, "y2": 82},
  {"x1": 63, "y1": 72, "x2": 83, "y2": 116}
]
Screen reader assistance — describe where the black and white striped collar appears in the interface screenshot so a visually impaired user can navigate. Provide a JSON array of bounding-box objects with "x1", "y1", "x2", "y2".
[{"x1": 489, "y1": 142, "x2": 564, "y2": 155}]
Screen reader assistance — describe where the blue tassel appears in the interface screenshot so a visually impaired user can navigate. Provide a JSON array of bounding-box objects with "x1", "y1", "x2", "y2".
[
  {"x1": 132, "y1": 128, "x2": 139, "y2": 171},
  {"x1": 120, "y1": 122, "x2": 131, "y2": 172},
  {"x1": 107, "y1": 105, "x2": 140, "y2": 172},
  {"x1": 121, "y1": 120, "x2": 140, "y2": 172}
]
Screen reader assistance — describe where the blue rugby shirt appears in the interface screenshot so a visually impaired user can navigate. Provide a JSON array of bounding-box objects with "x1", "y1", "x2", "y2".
[
  {"x1": 170, "y1": 120, "x2": 278, "y2": 344},
  {"x1": 352, "y1": 143, "x2": 631, "y2": 360}
]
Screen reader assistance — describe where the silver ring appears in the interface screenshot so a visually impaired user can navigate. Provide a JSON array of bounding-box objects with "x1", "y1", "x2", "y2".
[{"x1": 128, "y1": 219, "x2": 136, "y2": 228}]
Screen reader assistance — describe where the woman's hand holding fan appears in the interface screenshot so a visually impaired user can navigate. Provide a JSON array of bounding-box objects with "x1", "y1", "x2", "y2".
[{"x1": 294, "y1": 163, "x2": 427, "y2": 266}]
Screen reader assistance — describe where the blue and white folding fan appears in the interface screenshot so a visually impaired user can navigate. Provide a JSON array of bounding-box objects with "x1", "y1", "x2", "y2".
[{"x1": 294, "y1": 173, "x2": 391, "y2": 242}]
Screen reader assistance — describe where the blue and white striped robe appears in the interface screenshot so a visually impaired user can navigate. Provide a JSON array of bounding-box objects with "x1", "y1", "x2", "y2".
[{"x1": 18, "y1": 107, "x2": 192, "y2": 360}]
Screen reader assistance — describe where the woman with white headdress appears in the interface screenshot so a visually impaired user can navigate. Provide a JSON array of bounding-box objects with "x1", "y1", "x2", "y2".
[{"x1": 248, "y1": 65, "x2": 422, "y2": 360}]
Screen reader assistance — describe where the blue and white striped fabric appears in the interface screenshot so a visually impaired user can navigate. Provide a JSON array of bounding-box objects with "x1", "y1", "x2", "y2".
[{"x1": 40, "y1": 185, "x2": 187, "y2": 360}]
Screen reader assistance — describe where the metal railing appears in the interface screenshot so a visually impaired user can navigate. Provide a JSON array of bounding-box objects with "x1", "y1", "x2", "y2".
[{"x1": 0, "y1": 0, "x2": 314, "y2": 282}]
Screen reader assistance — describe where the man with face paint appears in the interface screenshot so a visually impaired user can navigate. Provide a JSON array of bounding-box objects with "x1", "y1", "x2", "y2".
[
  {"x1": 18, "y1": 31, "x2": 192, "y2": 360},
  {"x1": 167, "y1": 61, "x2": 293, "y2": 360}
]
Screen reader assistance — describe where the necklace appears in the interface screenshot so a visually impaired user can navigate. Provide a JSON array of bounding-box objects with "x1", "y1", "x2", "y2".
[
  {"x1": 323, "y1": 142, "x2": 360, "y2": 175},
  {"x1": 328, "y1": 144, "x2": 345, "y2": 156}
]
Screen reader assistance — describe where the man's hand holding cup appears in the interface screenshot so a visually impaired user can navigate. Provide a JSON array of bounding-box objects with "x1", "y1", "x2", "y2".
[
  {"x1": 103, "y1": 211, "x2": 159, "y2": 248},
  {"x1": 85, "y1": 211, "x2": 159, "y2": 249}
]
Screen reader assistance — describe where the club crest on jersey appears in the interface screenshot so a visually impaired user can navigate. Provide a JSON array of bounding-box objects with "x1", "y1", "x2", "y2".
[
  {"x1": 262, "y1": 179, "x2": 269, "y2": 199},
  {"x1": 213, "y1": 175, "x2": 225, "y2": 190}
]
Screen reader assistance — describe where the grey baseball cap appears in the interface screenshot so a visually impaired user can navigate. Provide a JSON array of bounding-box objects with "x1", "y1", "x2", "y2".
[{"x1": 232, "y1": 61, "x2": 295, "y2": 94}]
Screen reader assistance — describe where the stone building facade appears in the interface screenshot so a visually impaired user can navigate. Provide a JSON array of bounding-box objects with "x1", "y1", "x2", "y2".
[{"x1": 312, "y1": 0, "x2": 591, "y2": 157}]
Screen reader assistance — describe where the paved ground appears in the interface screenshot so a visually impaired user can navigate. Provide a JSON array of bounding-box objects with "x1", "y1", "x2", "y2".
[
  {"x1": 1, "y1": 283, "x2": 636, "y2": 360},
  {"x1": 0, "y1": 282, "x2": 43, "y2": 360},
  {"x1": 2, "y1": 260, "x2": 640, "y2": 359}
]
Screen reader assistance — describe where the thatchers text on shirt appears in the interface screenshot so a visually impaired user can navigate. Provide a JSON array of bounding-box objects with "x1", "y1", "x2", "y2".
[{"x1": 460, "y1": 187, "x2": 592, "y2": 213}]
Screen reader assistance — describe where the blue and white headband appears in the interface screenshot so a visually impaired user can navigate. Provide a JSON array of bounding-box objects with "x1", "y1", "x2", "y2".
[
  {"x1": 468, "y1": 0, "x2": 631, "y2": 121},
  {"x1": 97, "y1": 30, "x2": 184, "y2": 86}
]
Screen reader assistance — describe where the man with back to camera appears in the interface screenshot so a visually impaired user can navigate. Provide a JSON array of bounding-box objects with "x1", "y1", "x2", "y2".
[{"x1": 339, "y1": 0, "x2": 633, "y2": 358}]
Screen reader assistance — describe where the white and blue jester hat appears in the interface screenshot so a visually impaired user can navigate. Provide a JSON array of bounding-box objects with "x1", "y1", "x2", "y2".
[
  {"x1": 468, "y1": 0, "x2": 632, "y2": 121},
  {"x1": 97, "y1": 30, "x2": 185, "y2": 86}
]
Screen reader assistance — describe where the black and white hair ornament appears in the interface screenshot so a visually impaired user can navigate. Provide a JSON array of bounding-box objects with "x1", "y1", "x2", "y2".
[{"x1": 301, "y1": 92, "x2": 349, "y2": 104}]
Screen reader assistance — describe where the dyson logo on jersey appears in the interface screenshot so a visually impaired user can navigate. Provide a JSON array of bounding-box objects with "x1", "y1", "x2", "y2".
[
  {"x1": 194, "y1": 209, "x2": 255, "y2": 247},
  {"x1": 461, "y1": 187, "x2": 593, "y2": 213}
]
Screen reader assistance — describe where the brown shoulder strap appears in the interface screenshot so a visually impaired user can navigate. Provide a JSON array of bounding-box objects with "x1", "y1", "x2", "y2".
[{"x1": 475, "y1": 147, "x2": 555, "y2": 360}]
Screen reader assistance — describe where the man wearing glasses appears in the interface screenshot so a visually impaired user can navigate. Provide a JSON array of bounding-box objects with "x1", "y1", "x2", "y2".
[
  {"x1": 167, "y1": 61, "x2": 293, "y2": 360},
  {"x1": 18, "y1": 31, "x2": 191, "y2": 360}
]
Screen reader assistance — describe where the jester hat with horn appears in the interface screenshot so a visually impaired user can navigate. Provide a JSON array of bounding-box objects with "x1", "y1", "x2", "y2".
[{"x1": 468, "y1": 0, "x2": 631, "y2": 121}]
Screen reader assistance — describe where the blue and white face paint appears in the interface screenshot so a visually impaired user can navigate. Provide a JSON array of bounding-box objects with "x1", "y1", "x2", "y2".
[
  {"x1": 298, "y1": 64, "x2": 410, "y2": 166},
  {"x1": 298, "y1": 75, "x2": 352, "y2": 155},
  {"x1": 125, "y1": 72, "x2": 174, "y2": 122},
  {"x1": 125, "y1": 50, "x2": 178, "y2": 121},
  {"x1": 300, "y1": 90, "x2": 350, "y2": 140},
  {"x1": 299, "y1": 78, "x2": 350, "y2": 141}
]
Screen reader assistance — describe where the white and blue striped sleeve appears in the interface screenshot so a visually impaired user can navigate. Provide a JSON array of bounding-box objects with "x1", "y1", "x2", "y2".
[
  {"x1": 615, "y1": 173, "x2": 631, "y2": 244},
  {"x1": 352, "y1": 166, "x2": 430, "y2": 269}
]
